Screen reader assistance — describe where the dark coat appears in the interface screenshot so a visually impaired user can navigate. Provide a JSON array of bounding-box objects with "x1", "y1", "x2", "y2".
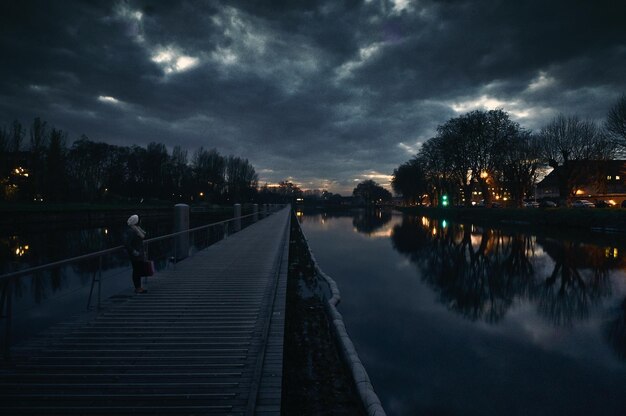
[{"x1": 124, "y1": 226, "x2": 146, "y2": 261}]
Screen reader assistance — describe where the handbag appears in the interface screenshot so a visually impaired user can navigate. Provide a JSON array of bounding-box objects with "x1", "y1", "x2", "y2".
[{"x1": 142, "y1": 260, "x2": 155, "y2": 277}]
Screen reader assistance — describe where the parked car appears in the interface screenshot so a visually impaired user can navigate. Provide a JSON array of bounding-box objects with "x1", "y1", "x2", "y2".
[
  {"x1": 540, "y1": 200, "x2": 557, "y2": 208},
  {"x1": 523, "y1": 201, "x2": 539, "y2": 208},
  {"x1": 595, "y1": 200, "x2": 616, "y2": 208},
  {"x1": 572, "y1": 200, "x2": 594, "y2": 208}
]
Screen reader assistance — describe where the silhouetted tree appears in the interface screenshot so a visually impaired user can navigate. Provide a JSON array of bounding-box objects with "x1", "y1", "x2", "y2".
[
  {"x1": 606, "y1": 94, "x2": 626, "y2": 149},
  {"x1": 392, "y1": 158, "x2": 428, "y2": 205},
  {"x1": 192, "y1": 147, "x2": 225, "y2": 202},
  {"x1": 29, "y1": 117, "x2": 48, "y2": 199},
  {"x1": 45, "y1": 128, "x2": 68, "y2": 201},
  {"x1": 501, "y1": 131, "x2": 541, "y2": 207},
  {"x1": 67, "y1": 136, "x2": 119, "y2": 201},
  {"x1": 539, "y1": 114, "x2": 616, "y2": 206},
  {"x1": 0, "y1": 124, "x2": 8, "y2": 153},
  {"x1": 436, "y1": 116, "x2": 475, "y2": 206},
  {"x1": 144, "y1": 142, "x2": 169, "y2": 199},
  {"x1": 10, "y1": 119, "x2": 24, "y2": 153},
  {"x1": 1, "y1": 117, "x2": 261, "y2": 204},
  {"x1": 352, "y1": 180, "x2": 392, "y2": 205},
  {"x1": 417, "y1": 136, "x2": 455, "y2": 206},
  {"x1": 225, "y1": 156, "x2": 258, "y2": 202},
  {"x1": 170, "y1": 145, "x2": 192, "y2": 198}
]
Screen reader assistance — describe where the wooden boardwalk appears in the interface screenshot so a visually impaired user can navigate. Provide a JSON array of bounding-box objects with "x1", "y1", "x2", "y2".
[{"x1": 0, "y1": 207, "x2": 291, "y2": 415}]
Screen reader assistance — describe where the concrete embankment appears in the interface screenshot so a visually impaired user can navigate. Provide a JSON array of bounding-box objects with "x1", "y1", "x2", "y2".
[{"x1": 294, "y1": 215, "x2": 387, "y2": 416}]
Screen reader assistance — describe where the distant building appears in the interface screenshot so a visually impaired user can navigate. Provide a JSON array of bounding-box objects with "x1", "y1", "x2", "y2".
[{"x1": 536, "y1": 160, "x2": 626, "y2": 204}]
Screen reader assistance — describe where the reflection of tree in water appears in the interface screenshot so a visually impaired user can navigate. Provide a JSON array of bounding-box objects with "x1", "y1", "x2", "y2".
[
  {"x1": 535, "y1": 238, "x2": 613, "y2": 326},
  {"x1": 606, "y1": 299, "x2": 626, "y2": 360},
  {"x1": 392, "y1": 216, "x2": 536, "y2": 323},
  {"x1": 429, "y1": 226, "x2": 536, "y2": 322},
  {"x1": 391, "y1": 216, "x2": 619, "y2": 326},
  {"x1": 352, "y1": 208, "x2": 392, "y2": 235}
]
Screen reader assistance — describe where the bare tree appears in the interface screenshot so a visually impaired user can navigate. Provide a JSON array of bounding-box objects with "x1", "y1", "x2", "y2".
[
  {"x1": 539, "y1": 114, "x2": 616, "y2": 206},
  {"x1": 193, "y1": 147, "x2": 225, "y2": 201},
  {"x1": 501, "y1": 132, "x2": 541, "y2": 207},
  {"x1": 29, "y1": 117, "x2": 48, "y2": 198},
  {"x1": 10, "y1": 119, "x2": 24, "y2": 153},
  {"x1": 606, "y1": 94, "x2": 626, "y2": 149}
]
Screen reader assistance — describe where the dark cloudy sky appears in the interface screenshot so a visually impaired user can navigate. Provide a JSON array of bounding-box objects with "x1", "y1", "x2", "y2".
[{"x1": 1, "y1": 1, "x2": 625, "y2": 194}]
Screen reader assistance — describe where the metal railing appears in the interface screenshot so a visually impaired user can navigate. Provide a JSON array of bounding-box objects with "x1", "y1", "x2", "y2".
[{"x1": 0, "y1": 205, "x2": 282, "y2": 359}]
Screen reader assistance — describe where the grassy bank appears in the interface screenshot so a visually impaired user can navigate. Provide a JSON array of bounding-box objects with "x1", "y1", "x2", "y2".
[{"x1": 396, "y1": 206, "x2": 626, "y2": 232}]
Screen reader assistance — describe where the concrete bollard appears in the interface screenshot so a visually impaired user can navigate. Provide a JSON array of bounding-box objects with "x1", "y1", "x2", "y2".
[
  {"x1": 234, "y1": 203, "x2": 241, "y2": 232},
  {"x1": 252, "y1": 204, "x2": 258, "y2": 222},
  {"x1": 174, "y1": 204, "x2": 189, "y2": 261}
]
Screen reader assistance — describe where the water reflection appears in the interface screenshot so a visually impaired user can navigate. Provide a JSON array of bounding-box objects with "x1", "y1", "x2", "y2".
[
  {"x1": 394, "y1": 218, "x2": 616, "y2": 319},
  {"x1": 389, "y1": 215, "x2": 626, "y2": 356},
  {"x1": 607, "y1": 299, "x2": 626, "y2": 360},
  {"x1": 352, "y1": 208, "x2": 392, "y2": 235},
  {"x1": 300, "y1": 210, "x2": 626, "y2": 415}
]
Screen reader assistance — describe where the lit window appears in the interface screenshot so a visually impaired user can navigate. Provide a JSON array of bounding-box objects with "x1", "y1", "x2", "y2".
[
  {"x1": 607, "y1": 175, "x2": 612, "y2": 180},
  {"x1": 616, "y1": 176, "x2": 621, "y2": 180}
]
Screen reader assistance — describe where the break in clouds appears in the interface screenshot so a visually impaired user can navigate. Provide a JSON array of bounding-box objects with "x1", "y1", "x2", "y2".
[{"x1": 0, "y1": 0, "x2": 625, "y2": 194}]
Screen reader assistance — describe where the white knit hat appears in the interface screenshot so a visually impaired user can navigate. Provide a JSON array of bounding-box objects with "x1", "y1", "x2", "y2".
[{"x1": 127, "y1": 214, "x2": 139, "y2": 225}]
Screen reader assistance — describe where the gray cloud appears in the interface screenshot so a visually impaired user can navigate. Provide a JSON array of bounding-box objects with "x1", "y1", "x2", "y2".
[{"x1": 1, "y1": 0, "x2": 625, "y2": 194}]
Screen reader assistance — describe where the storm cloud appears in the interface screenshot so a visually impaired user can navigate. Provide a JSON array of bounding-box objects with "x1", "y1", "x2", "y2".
[{"x1": 1, "y1": 0, "x2": 625, "y2": 193}]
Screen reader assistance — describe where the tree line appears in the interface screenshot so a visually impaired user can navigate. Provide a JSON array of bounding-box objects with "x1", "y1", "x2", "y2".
[
  {"x1": 0, "y1": 117, "x2": 259, "y2": 204},
  {"x1": 392, "y1": 94, "x2": 626, "y2": 207}
]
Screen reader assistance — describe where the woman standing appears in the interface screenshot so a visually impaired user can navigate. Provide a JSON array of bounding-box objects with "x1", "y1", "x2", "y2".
[{"x1": 125, "y1": 214, "x2": 148, "y2": 293}]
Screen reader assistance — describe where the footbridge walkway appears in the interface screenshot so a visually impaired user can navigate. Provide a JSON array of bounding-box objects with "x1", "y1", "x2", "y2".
[{"x1": 0, "y1": 206, "x2": 291, "y2": 415}]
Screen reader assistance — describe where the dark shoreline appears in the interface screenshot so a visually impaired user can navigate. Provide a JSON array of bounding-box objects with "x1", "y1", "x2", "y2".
[
  {"x1": 396, "y1": 205, "x2": 626, "y2": 231},
  {"x1": 282, "y1": 212, "x2": 365, "y2": 415},
  {"x1": 0, "y1": 204, "x2": 240, "y2": 231}
]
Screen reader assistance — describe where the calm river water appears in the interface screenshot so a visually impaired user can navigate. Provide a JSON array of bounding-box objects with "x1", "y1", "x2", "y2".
[{"x1": 299, "y1": 209, "x2": 626, "y2": 416}]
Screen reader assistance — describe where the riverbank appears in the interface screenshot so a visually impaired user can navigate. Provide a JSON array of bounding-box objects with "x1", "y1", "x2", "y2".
[{"x1": 397, "y1": 205, "x2": 626, "y2": 233}]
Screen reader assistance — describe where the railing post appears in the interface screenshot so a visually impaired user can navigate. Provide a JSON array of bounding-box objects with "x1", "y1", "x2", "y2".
[
  {"x1": 234, "y1": 203, "x2": 241, "y2": 232},
  {"x1": 252, "y1": 204, "x2": 259, "y2": 222},
  {"x1": 174, "y1": 204, "x2": 189, "y2": 261}
]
